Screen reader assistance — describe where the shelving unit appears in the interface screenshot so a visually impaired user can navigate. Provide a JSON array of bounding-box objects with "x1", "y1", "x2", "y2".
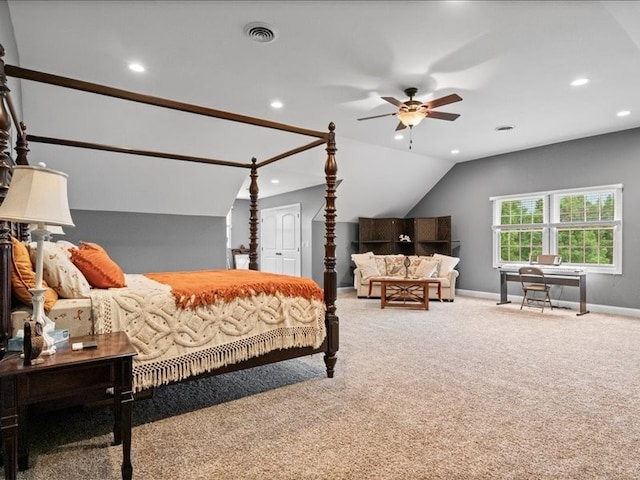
[{"x1": 358, "y1": 216, "x2": 452, "y2": 256}]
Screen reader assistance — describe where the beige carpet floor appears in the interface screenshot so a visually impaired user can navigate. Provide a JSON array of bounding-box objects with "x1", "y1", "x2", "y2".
[{"x1": 9, "y1": 290, "x2": 640, "y2": 479}]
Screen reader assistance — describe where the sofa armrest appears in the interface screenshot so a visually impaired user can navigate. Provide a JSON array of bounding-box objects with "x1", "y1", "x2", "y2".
[
  {"x1": 447, "y1": 269, "x2": 459, "y2": 292},
  {"x1": 353, "y1": 267, "x2": 362, "y2": 289}
]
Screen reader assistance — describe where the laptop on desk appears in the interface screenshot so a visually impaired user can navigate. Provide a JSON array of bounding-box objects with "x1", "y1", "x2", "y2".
[{"x1": 535, "y1": 254, "x2": 562, "y2": 266}]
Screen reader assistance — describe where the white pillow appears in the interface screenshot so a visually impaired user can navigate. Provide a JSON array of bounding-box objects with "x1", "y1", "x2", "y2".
[
  {"x1": 359, "y1": 258, "x2": 381, "y2": 280},
  {"x1": 373, "y1": 255, "x2": 387, "y2": 275},
  {"x1": 351, "y1": 251, "x2": 374, "y2": 270},
  {"x1": 415, "y1": 258, "x2": 440, "y2": 278},
  {"x1": 432, "y1": 253, "x2": 460, "y2": 275},
  {"x1": 29, "y1": 241, "x2": 92, "y2": 298}
]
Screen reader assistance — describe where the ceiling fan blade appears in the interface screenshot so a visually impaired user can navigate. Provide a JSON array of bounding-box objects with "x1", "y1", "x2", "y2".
[
  {"x1": 357, "y1": 112, "x2": 397, "y2": 121},
  {"x1": 381, "y1": 96, "x2": 405, "y2": 108},
  {"x1": 423, "y1": 93, "x2": 463, "y2": 110},
  {"x1": 395, "y1": 122, "x2": 407, "y2": 131},
  {"x1": 425, "y1": 111, "x2": 460, "y2": 121}
]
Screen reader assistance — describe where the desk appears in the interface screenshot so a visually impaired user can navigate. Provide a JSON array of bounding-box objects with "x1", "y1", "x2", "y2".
[
  {"x1": 0, "y1": 332, "x2": 136, "y2": 480},
  {"x1": 369, "y1": 277, "x2": 442, "y2": 310},
  {"x1": 497, "y1": 266, "x2": 589, "y2": 316}
]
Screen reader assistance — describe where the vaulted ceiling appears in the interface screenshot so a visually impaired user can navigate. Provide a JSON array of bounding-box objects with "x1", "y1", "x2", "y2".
[{"x1": 6, "y1": 1, "x2": 640, "y2": 222}]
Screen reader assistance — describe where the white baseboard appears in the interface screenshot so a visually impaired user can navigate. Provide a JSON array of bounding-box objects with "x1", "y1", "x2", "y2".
[{"x1": 456, "y1": 289, "x2": 640, "y2": 318}]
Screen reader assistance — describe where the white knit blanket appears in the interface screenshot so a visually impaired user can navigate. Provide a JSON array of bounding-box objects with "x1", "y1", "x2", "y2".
[{"x1": 90, "y1": 274, "x2": 326, "y2": 392}]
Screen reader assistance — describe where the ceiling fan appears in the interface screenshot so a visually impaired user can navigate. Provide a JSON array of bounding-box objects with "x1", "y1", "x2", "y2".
[{"x1": 358, "y1": 87, "x2": 463, "y2": 131}]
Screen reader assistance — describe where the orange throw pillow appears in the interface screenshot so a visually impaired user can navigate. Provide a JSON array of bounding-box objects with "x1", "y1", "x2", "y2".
[
  {"x1": 70, "y1": 242, "x2": 126, "y2": 289},
  {"x1": 10, "y1": 236, "x2": 58, "y2": 312}
]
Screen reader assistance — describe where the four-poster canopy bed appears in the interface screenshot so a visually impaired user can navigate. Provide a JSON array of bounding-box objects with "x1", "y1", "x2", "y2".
[{"x1": 0, "y1": 44, "x2": 339, "y2": 393}]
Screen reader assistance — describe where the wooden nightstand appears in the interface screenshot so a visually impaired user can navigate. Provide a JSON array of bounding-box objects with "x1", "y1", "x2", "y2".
[{"x1": 0, "y1": 331, "x2": 136, "y2": 480}]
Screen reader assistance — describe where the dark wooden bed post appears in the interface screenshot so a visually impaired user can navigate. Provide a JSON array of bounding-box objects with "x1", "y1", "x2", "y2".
[
  {"x1": 0, "y1": 44, "x2": 12, "y2": 358},
  {"x1": 323, "y1": 122, "x2": 339, "y2": 377},
  {"x1": 248, "y1": 157, "x2": 259, "y2": 270}
]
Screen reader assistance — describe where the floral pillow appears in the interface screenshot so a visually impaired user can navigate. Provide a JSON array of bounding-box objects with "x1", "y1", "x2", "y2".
[
  {"x1": 30, "y1": 241, "x2": 91, "y2": 298},
  {"x1": 406, "y1": 255, "x2": 424, "y2": 276},
  {"x1": 384, "y1": 255, "x2": 407, "y2": 277}
]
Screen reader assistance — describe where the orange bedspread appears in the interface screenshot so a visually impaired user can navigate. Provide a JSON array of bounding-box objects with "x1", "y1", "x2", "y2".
[{"x1": 145, "y1": 269, "x2": 324, "y2": 309}]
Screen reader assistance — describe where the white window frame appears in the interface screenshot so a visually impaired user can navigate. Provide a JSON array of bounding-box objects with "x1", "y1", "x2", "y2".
[{"x1": 491, "y1": 184, "x2": 622, "y2": 274}]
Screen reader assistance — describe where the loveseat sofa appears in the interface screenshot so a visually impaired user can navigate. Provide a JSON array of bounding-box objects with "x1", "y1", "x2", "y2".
[{"x1": 351, "y1": 252, "x2": 459, "y2": 301}]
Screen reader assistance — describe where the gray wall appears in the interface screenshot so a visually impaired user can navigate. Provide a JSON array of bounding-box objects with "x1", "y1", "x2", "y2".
[
  {"x1": 407, "y1": 127, "x2": 640, "y2": 309},
  {"x1": 65, "y1": 210, "x2": 227, "y2": 274},
  {"x1": 313, "y1": 220, "x2": 358, "y2": 288},
  {"x1": 230, "y1": 199, "x2": 250, "y2": 251}
]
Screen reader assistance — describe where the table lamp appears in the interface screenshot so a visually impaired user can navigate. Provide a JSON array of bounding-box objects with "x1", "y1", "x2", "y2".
[{"x1": 0, "y1": 164, "x2": 74, "y2": 356}]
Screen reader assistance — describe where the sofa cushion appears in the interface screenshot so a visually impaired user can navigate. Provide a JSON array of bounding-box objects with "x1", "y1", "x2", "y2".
[
  {"x1": 433, "y1": 253, "x2": 460, "y2": 275},
  {"x1": 351, "y1": 251, "x2": 374, "y2": 270},
  {"x1": 359, "y1": 258, "x2": 382, "y2": 280},
  {"x1": 384, "y1": 255, "x2": 406, "y2": 277},
  {"x1": 415, "y1": 257, "x2": 441, "y2": 278},
  {"x1": 373, "y1": 255, "x2": 387, "y2": 275},
  {"x1": 406, "y1": 256, "x2": 424, "y2": 276}
]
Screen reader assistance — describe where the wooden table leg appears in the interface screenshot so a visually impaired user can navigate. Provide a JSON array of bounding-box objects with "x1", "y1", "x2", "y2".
[
  {"x1": 423, "y1": 284, "x2": 429, "y2": 310},
  {"x1": 120, "y1": 390, "x2": 133, "y2": 480},
  {"x1": 116, "y1": 357, "x2": 134, "y2": 480},
  {"x1": 1, "y1": 377, "x2": 18, "y2": 480}
]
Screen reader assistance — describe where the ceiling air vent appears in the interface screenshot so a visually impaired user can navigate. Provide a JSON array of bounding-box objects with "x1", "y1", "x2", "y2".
[{"x1": 244, "y1": 22, "x2": 279, "y2": 43}]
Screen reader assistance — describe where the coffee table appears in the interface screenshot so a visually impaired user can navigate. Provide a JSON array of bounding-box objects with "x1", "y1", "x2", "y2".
[{"x1": 369, "y1": 276, "x2": 442, "y2": 310}]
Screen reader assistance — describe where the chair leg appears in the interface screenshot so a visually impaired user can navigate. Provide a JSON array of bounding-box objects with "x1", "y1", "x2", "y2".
[{"x1": 520, "y1": 291, "x2": 526, "y2": 310}]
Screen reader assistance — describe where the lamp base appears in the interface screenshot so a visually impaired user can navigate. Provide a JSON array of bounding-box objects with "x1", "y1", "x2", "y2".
[{"x1": 29, "y1": 286, "x2": 57, "y2": 357}]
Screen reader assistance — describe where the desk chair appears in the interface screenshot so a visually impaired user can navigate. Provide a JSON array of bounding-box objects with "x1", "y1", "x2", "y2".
[{"x1": 518, "y1": 266, "x2": 553, "y2": 312}]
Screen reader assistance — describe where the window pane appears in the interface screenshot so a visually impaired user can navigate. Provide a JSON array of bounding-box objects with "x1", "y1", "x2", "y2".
[
  {"x1": 499, "y1": 228, "x2": 543, "y2": 263},
  {"x1": 499, "y1": 198, "x2": 543, "y2": 225},
  {"x1": 558, "y1": 191, "x2": 615, "y2": 224},
  {"x1": 557, "y1": 227, "x2": 614, "y2": 265}
]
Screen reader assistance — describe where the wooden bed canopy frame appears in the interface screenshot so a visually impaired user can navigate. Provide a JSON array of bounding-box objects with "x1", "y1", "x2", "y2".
[{"x1": 0, "y1": 44, "x2": 338, "y2": 378}]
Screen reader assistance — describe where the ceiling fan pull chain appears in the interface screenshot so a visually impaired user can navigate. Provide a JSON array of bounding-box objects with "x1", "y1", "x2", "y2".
[{"x1": 409, "y1": 126, "x2": 413, "y2": 150}]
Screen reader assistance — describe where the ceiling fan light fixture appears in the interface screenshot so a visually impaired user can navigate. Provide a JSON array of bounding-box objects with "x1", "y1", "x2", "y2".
[{"x1": 397, "y1": 110, "x2": 426, "y2": 127}]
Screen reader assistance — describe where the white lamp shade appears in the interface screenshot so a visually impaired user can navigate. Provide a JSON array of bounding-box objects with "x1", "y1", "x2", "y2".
[{"x1": 0, "y1": 165, "x2": 74, "y2": 227}]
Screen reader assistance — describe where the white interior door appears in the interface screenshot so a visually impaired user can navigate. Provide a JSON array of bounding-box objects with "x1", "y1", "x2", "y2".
[{"x1": 260, "y1": 204, "x2": 301, "y2": 276}]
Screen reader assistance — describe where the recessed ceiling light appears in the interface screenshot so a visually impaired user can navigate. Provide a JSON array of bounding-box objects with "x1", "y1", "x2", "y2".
[
  {"x1": 617, "y1": 110, "x2": 631, "y2": 117},
  {"x1": 271, "y1": 179, "x2": 280, "y2": 184},
  {"x1": 270, "y1": 100, "x2": 283, "y2": 109},
  {"x1": 495, "y1": 124, "x2": 515, "y2": 132},
  {"x1": 394, "y1": 134, "x2": 404, "y2": 140},
  {"x1": 128, "y1": 63, "x2": 145, "y2": 73},
  {"x1": 571, "y1": 78, "x2": 589, "y2": 87},
  {"x1": 451, "y1": 149, "x2": 460, "y2": 154}
]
